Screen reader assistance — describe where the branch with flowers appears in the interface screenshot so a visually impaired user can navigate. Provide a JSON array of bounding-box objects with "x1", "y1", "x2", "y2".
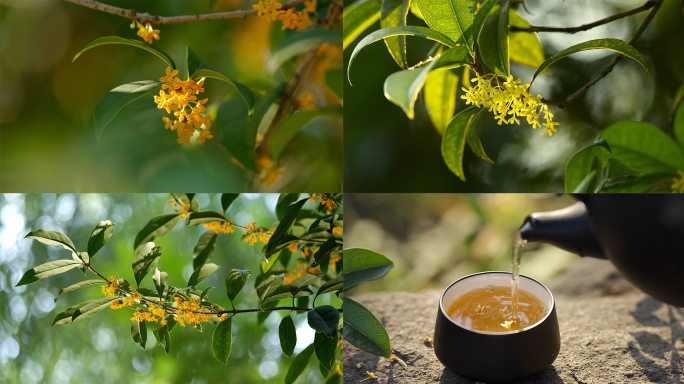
[
  {"x1": 64, "y1": 0, "x2": 343, "y2": 189},
  {"x1": 345, "y1": 0, "x2": 666, "y2": 185},
  {"x1": 15, "y1": 193, "x2": 343, "y2": 382}
]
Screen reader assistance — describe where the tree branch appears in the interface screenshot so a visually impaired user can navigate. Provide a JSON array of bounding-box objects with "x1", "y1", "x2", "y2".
[
  {"x1": 510, "y1": 0, "x2": 656, "y2": 34},
  {"x1": 543, "y1": 0, "x2": 663, "y2": 110},
  {"x1": 62, "y1": 0, "x2": 306, "y2": 25}
]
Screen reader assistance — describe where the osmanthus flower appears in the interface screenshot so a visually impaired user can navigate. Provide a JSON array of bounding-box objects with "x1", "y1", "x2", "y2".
[
  {"x1": 308, "y1": 193, "x2": 338, "y2": 211},
  {"x1": 253, "y1": 0, "x2": 315, "y2": 31},
  {"x1": 101, "y1": 276, "x2": 120, "y2": 297},
  {"x1": 672, "y1": 171, "x2": 684, "y2": 193},
  {"x1": 243, "y1": 222, "x2": 274, "y2": 245},
  {"x1": 130, "y1": 21, "x2": 160, "y2": 44},
  {"x1": 296, "y1": 91, "x2": 316, "y2": 109},
  {"x1": 461, "y1": 74, "x2": 559, "y2": 137}
]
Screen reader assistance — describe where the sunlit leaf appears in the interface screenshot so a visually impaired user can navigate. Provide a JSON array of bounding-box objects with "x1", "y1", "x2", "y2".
[
  {"x1": 192, "y1": 231, "x2": 218, "y2": 270},
  {"x1": 187, "y1": 263, "x2": 220, "y2": 287},
  {"x1": 343, "y1": 297, "x2": 391, "y2": 357},
  {"x1": 131, "y1": 321, "x2": 147, "y2": 350},
  {"x1": 57, "y1": 279, "x2": 103, "y2": 298},
  {"x1": 73, "y1": 36, "x2": 176, "y2": 69},
  {"x1": 71, "y1": 297, "x2": 118, "y2": 322},
  {"x1": 16, "y1": 260, "x2": 82, "y2": 287},
  {"x1": 132, "y1": 242, "x2": 163, "y2": 288},
  {"x1": 25, "y1": 230, "x2": 77, "y2": 253},
  {"x1": 153, "y1": 268, "x2": 167, "y2": 299},
  {"x1": 133, "y1": 212, "x2": 181, "y2": 250},
  {"x1": 87, "y1": 220, "x2": 115, "y2": 257},
  {"x1": 343, "y1": 248, "x2": 394, "y2": 291},
  {"x1": 381, "y1": 0, "x2": 411, "y2": 68},
  {"x1": 441, "y1": 106, "x2": 479, "y2": 181},
  {"x1": 343, "y1": 0, "x2": 382, "y2": 49},
  {"x1": 416, "y1": 0, "x2": 477, "y2": 53}
]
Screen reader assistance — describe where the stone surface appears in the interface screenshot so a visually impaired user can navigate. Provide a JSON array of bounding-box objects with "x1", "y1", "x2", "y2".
[{"x1": 343, "y1": 258, "x2": 684, "y2": 383}]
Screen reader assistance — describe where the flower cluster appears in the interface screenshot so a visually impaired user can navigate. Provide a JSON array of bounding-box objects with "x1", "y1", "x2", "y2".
[
  {"x1": 101, "y1": 276, "x2": 120, "y2": 297},
  {"x1": 672, "y1": 170, "x2": 684, "y2": 193},
  {"x1": 253, "y1": 0, "x2": 316, "y2": 31},
  {"x1": 130, "y1": 21, "x2": 160, "y2": 44},
  {"x1": 173, "y1": 297, "x2": 226, "y2": 328},
  {"x1": 154, "y1": 67, "x2": 213, "y2": 146},
  {"x1": 111, "y1": 289, "x2": 143, "y2": 310},
  {"x1": 308, "y1": 193, "x2": 338, "y2": 212},
  {"x1": 243, "y1": 222, "x2": 273, "y2": 245},
  {"x1": 284, "y1": 263, "x2": 323, "y2": 284},
  {"x1": 296, "y1": 92, "x2": 316, "y2": 109},
  {"x1": 461, "y1": 74, "x2": 559, "y2": 136},
  {"x1": 168, "y1": 198, "x2": 192, "y2": 219},
  {"x1": 204, "y1": 219, "x2": 236, "y2": 234}
]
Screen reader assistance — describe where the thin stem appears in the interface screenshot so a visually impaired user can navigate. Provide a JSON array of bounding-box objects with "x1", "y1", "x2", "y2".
[
  {"x1": 510, "y1": 1, "x2": 656, "y2": 34},
  {"x1": 62, "y1": 0, "x2": 307, "y2": 25},
  {"x1": 544, "y1": 0, "x2": 663, "y2": 110}
]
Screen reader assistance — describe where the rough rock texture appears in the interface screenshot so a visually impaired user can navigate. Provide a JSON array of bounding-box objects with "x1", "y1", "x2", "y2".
[{"x1": 343, "y1": 258, "x2": 684, "y2": 383}]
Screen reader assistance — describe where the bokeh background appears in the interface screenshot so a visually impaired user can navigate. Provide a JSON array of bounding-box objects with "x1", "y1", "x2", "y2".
[
  {"x1": 344, "y1": 194, "x2": 579, "y2": 294},
  {"x1": 0, "y1": 193, "x2": 339, "y2": 384},
  {"x1": 344, "y1": 0, "x2": 684, "y2": 192},
  {"x1": 0, "y1": 0, "x2": 342, "y2": 192}
]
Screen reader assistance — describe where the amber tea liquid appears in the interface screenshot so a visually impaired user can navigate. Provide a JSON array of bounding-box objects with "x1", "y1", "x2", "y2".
[{"x1": 447, "y1": 285, "x2": 546, "y2": 332}]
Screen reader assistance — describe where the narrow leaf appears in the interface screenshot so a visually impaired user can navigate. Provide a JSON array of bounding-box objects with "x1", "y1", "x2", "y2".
[
  {"x1": 316, "y1": 275, "x2": 343, "y2": 298},
  {"x1": 221, "y1": 193, "x2": 240, "y2": 212},
  {"x1": 57, "y1": 279, "x2": 103, "y2": 297},
  {"x1": 381, "y1": 0, "x2": 411, "y2": 68},
  {"x1": 153, "y1": 268, "x2": 167, "y2": 299},
  {"x1": 25, "y1": 230, "x2": 77, "y2": 253},
  {"x1": 343, "y1": 0, "x2": 382, "y2": 49},
  {"x1": 279, "y1": 315, "x2": 297, "y2": 357},
  {"x1": 192, "y1": 231, "x2": 218, "y2": 270},
  {"x1": 132, "y1": 242, "x2": 163, "y2": 288},
  {"x1": 277, "y1": 194, "x2": 301, "y2": 220},
  {"x1": 497, "y1": 1, "x2": 510, "y2": 77},
  {"x1": 154, "y1": 323, "x2": 171, "y2": 355},
  {"x1": 187, "y1": 263, "x2": 220, "y2": 287},
  {"x1": 311, "y1": 238, "x2": 339, "y2": 268},
  {"x1": 466, "y1": 107, "x2": 495, "y2": 164},
  {"x1": 268, "y1": 107, "x2": 343, "y2": 162},
  {"x1": 256, "y1": 275, "x2": 284, "y2": 304},
  {"x1": 425, "y1": 65, "x2": 458, "y2": 134},
  {"x1": 131, "y1": 321, "x2": 147, "y2": 350},
  {"x1": 87, "y1": 220, "x2": 115, "y2": 257},
  {"x1": 192, "y1": 68, "x2": 255, "y2": 117},
  {"x1": 16, "y1": 260, "x2": 82, "y2": 287},
  {"x1": 133, "y1": 212, "x2": 181, "y2": 249},
  {"x1": 307, "y1": 305, "x2": 340, "y2": 337},
  {"x1": 186, "y1": 47, "x2": 202, "y2": 79},
  {"x1": 266, "y1": 199, "x2": 308, "y2": 258},
  {"x1": 52, "y1": 300, "x2": 93, "y2": 326},
  {"x1": 73, "y1": 36, "x2": 176, "y2": 69},
  {"x1": 186, "y1": 210, "x2": 227, "y2": 226},
  {"x1": 285, "y1": 344, "x2": 315, "y2": 384},
  {"x1": 343, "y1": 248, "x2": 394, "y2": 291},
  {"x1": 472, "y1": 0, "x2": 497, "y2": 44},
  {"x1": 441, "y1": 106, "x2": 479, "y2": 181},
  {"x1": 225, "y1": 269, "x2": 251, "y2": 303},
  {"x1": 478, "y1": 10, "x2": 508, "y2": 77},
  {"x1": 213, "y1": 319, "x2": 232, "y2": 364},
  {"x1": 314, "y1": 331, "x2": 337, "y2": 371},
  {"x1": 290, "y1": 274, "x2": 322, "y2": 295},
  {"x1": 71, "y1": 297, "x2": 118, "y2": 322},
  {"x1": 343, "y1": 297, "x2": 391, "y2": 357},
  {"x1": 92, "y1": 81, "x2": 163, "y2": 140}
]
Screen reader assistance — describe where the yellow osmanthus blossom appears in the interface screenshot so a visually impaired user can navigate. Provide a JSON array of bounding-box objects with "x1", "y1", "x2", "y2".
[
  {"x1": 672, "y1": 170, "x2": 684, "y2": 193},
  {"x1": 260, "y1": 164, "x2": 284, "y2": 186},
  {"x1": 204, "y1": 218, "x2": 236, "y2": 234},
  {"x1": 308, "y1": 193, "x2": 338, "y2": 211},
  {"x1": 462, "y1": 74, "x2": 559, "y2": 136},
  {"x1": 296, "y1": 92, "x2": 316, "y2": 109},
  {"x1": 168, "y1": 198, "x2": 192, "y2": 219},
  {"x1": 130, "y1": 21, "x2": 160, "y2": 44},
  {"x1": 173, "y1": 297, "x2": 226, "y2": 328},
  {"x1": 304, "y1": 0, "x2": 317, "y2": 13},
  {"x1": 154, "y1": 67, "x2": 212, "y2": 146},
  {"x1": 110, "y1": 289, "x2": 143, "y2": 310},
  {"x1": 243, "y1": 222, "x2": 272, "y2": 245},
  {"x1": 253, "y1": 0, "x2": 315, "y2": 31},
  {"x1": 284, "y1": 263, "x2": 322, "y2": 284},
  {"x1": 101, "y1": 276, "x2": 120, "y2": 297},
  {"x1": 332, "y1": 226, "x2": 343, "y2": 235}
]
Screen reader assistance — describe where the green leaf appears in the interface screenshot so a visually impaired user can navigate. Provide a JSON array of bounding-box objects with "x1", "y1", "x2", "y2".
[
  {"x1": 16, "y1": 260, "x2": 82, "y2": 287},
  {"x1": 509, "y1": 8, "x2": 545, "y2": 70},
  {"x1": 191, "y1": 69, "x2": 255, "y2": 117},
  {"x1": 343, "y1": 297, "x2": 391, "y2": 357},
  {"x1": 497, "y1": 1, "x2": 510, "y2": 77},
  {"x1": 217, "y1": 83, "x2": 286, "y2": 172},
  {"x1": 343, "y1": 0, "x2": 382, "y2": 50},
  {"x1": 71, "y1": 297, "x2": 118, "y2": 322},
  {"x1": 532, "y1": 38, "x2": 648, "y2": 83},
  {"x1": 277, "y1": 194, "x2": 301, "y2": 220},
  {"x1": 25, "y1": 229, "x2": 77, "y2": 253},
  {"x1": 154, "y1": 323, "x2": 171, "y2": 355},
  {"x1": 384, "y1": 46, "x2": 470, "y2": 119},
  {"x1": 590, "y1": 156, "x2": 641, "y2": 192},
  {"x1": 192, "y1": 231, "x2": 218, "y2": 270},
  {"x1": 441, "y1": 106, "x2": 479, "y2": 181},
  {"x1": 673, "y1": 84, "x2": 684, "y2": 148},
  {"x1": 472, "y1": 0, "x2": 497, "y2": 45},
  {"x1": 152, "y1": 268, "x2": 167, "y2": 299},
  {"x1": 316, "y1": 275, "x2": 343, "y2": 298},
  {"x1": 133, "y1": 212, "x2": 181, "y2": 249},
  {"x1": 131, "y1": 321, "x2": 147, "y2": 350},
  {"x1": 343, "y1": 248, "x2": 394, "y2": 291},
  {"x1": 186, "y1": 210, "x2": 227, "y2": 226},
  {"x1": 213, "y1": 319, "x2": 232, "y2": 364},
  {"x1": 57, "y1": 279, "x2": 103, "y2": 297},
  {"x1": 52, "y1": 300, "x2": 93, "y2": 326},
  {"x1": 565, "y1": 139, "x2": 612, "y2": 192},
  {"x1": 311, "y1": 238, "x2": 340, "y2": 268},
  {"x1": 599, "y1": 121, "x2": 684, "y2": 174},
  {"x1": 279, "y1": 315, "x2": 297, "y2": 357},
  {"x1": 314, "y1": 331, "x2": 337, "y2": 371},
  {"x1": 478, "y1": 10, "x2": 509, "y2": 77},
  {"x1": 424, "y1": 63, "x2": 458, "y2": 133},
  {"x1": 267, "y1": 29, "x2": 342, "y2": 73},
  {"x1": 92, "y1": 80, "x2": 163, "y2": 140},
  {"x1": 268, "y1": 107, "x2": 344, "y2": 163},
  {"x1": 466, "y1": 107, "x2": 494, "y2": 164},
  {"x1": 266, "y1": 198, "x2": 308, "y2": 258},
  {"x1": 72, "y1": 36, "x2": 176, "y2": 69},
  {"x1": 348, "y1": 26, "x2": 458, "y2": 84},
  {"x1": 285, "y1": 344, "x2": 315, "y2": 384},
  {"x1": 307, "y1": 305, "x2": 340, "y2": 337},
  {"x1": 187, "y1": 263, "x2": 220, "y2": 288},
  {"x1": 256, "y1": 275, "x2": 284, "y2": 304},
  {"x1": 132, "y1": 242, "x2": 163, "y2": 288},
  {"x1": 87, "y1": 220, "x2": 115, "y2": 257},
  {"x1": 221, "y1": 193, "x2": 240, "y2": 212},
  {"x1": 186, "y1": 47, "x2": 202, "y2": 79},
  {"x1": 416, "y1": 0, "x2": 477, "y2": 54},
  {"x1": 325, "y1": 68, "x2": 343, "y2": 104},
  {"x1": 600, "y1": 172, "x2": 679, "y2": 193},
  {"x1": 290, "y1": 274, "x2": 322, "y2": 295},
  {"x1": 381, "y1": 0, "x2": 411, "y2": 69},
  {"x1": 265, "y1": 286, "x2": 313, "y2": 303}
]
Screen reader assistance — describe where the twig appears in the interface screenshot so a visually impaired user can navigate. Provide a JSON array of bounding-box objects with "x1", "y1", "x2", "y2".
[
  {"x1": 669, "y1": 89, "x2": 684, "y2": 135},
  {"x1": 62, "y1": 0, "x2": 306, "y2": 25},
  {"x1": 544, "y1": 0, "x2": 663, "y2": 110},
  {"x1": 510, "y1": 1, "x2": 656, "y2": 34}
]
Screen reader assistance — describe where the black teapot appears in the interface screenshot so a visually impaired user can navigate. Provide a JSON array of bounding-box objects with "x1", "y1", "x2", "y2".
[{"x1": 519, "y1": 195, "x2": 684, "y2": 307}]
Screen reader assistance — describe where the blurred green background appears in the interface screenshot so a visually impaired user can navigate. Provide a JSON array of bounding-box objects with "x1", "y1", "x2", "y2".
[
  {"x1": 0, "y1": 0, "x2": 342, "y2": 192},
  {"x1": 344, "y1": 194, "x2": 580, "y2": 294},
  {"x1": 344, "y1": 0, "x2": 684, "y2": 192},
  {"x1": 0, "y1": 193, "x2": 339, "y2": 383}
]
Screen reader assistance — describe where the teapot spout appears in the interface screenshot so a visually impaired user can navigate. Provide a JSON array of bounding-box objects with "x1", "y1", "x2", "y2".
[{"x1": 519, "y1": 202, "x2": 606, "y2": 258}]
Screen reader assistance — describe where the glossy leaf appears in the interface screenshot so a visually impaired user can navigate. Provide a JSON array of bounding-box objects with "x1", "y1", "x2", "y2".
[
  {"x1": 266, "y1": 198, "x2": 307, "y2": 258},
  {"x1": 509, "y1": 9, "x2": 545, "y2": 70},
  {"x1": 132, "y1": 242, "x2": 163, "y2": 288},
  {"x1": 277, "y1": 194, "x2": 301, "y2": 220},
  {"x1": 52, "y1": 300, "x2": 93, "y2": 326},
  {"x1": 153, "y1": 268, "x2": 167, "y2": 299},
  {"x1": 92, "y1": 81, "x2": 163, "y2": 140},
  {"x1": 186, "y1": 47, "x2": 202, "y2": 79},
  {"x1": 478, "y1": 10, "x2": 508, "y2": 77},
  {"x1": 416, "y1": 0, "x2": 477, "y2": 53},
  {"x1": 87, "y1": 220, "x2": 115, "y2": 257},
  {"x1": 290, "y1": 274, "x2": 322, "y2": 295},
  {"x1": 343, "y1": 296, "x2": 391, "y2": 357},
  {"x1": 425, "y1": 64, "x2": 458, "y2": 134},
  {"x1": 565, "y1": 139, "x2": 612, "y2": 192},
  {"x1": 131, "y1": 321, "x2": 147, "y2": 350},
  {"x1": 348, "y1": 26, "x2": 457, "y2": 84},
  {"x1": 311, "y1": 238, "x2": 339, "y2": 268},
  {"x1": 381, "y1": 0, "x2": 411, "y2": 68},
  {"x1": 213, "y1": 319, "x2": 232, "y2": 364},
  {"x1": 573, "y1": 156, "x2": 640, "y2": 193},
  {"x1": 186, "y1": 210, "x2": 227, "y2": 226},
  {"x1": 316, "y1": 275, "x2": 343, "y2": 297},
  {"x1": 154, "y1": 323, "x2": 171, "y2": 355},
  {"x1": 315, "y1": 331, "x2": 337, "y2": 371},
  {"x1": 441, "y1": 106, "x2": 479, "y2": 181},
  {"x1": 221, "y1": 193, "x2": 239, "y2": 212},
  {"x1": 307, "y1": 305, "x2": 340, "y2": 337},
  {"x1": 25, "y1": 229, "x2": 77, "y2": 253},
  {"x1": 256, "y1": 275, "x2": 284, "y2": 304},
  {"x1": 343, "y1": 0, "x2": 382, "y2": 49},
  {"x1": 71, "y1": 297, "x2": 118, "y2": 322},
  {"x1": 57, "y1": 279, "x2": 103, "y2": 297},
  {"x1": 497, "y1": 1, "x2": 510, "y2": 76},
  {"x1": 343, "y1": 248, "x2": 394, "y2": 291},
  {"x1": 472, "y1": 0, "x2": 497, "y2": 44},
  {"x1": 284, "y1": 344, "x2": 314, "y2": 384},
  {"x1": 268, "y1": 107, "x2": 343, "y2": 162},
  {"x1": 192, "y1": 231, "x2": 218, "y2": 270},
  {"x1": 466, "y1": 107, "x2": 494, "y2": 164},
  {"x1": 16, "y1": 260, "x2": 82, "y2": 287},
  {"x1": 133, "y1": 212, "x2": 181, "y2": 249},
  {"x1": 73, "y1": 36, "x2": 176, "y2": 69},
  {"x1": 532, "y1": 38, "x2": 647, "y2": 83},
  {"x1": 187, "y1": 263, "x2": 220, "y2": 287},
  {"x1": 192, "y1": 68, "x2": 255, "y2": 117},
  {"x1": 279, "y1": 315, "x2": 297, "y2": 357}
]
